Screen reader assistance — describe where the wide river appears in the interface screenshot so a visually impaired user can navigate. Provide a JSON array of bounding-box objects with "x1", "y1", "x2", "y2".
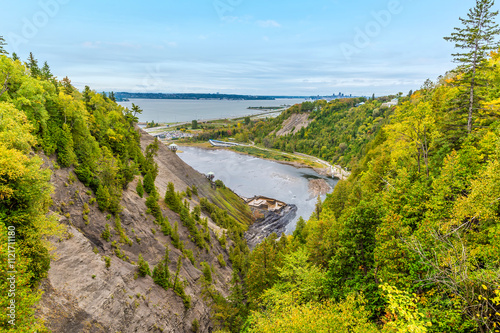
[
  {"x1": 177, "y1": 146, "x2": 338, "y2": 234},
  {"x1": 118, "y1": 98, "x2": 306, "y2": 123}
]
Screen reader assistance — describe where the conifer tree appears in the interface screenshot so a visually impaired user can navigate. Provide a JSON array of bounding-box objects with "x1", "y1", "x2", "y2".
[
  {"x1": 136, "y1": 179, "x2": 144, "y2": 198},
  {"x1": 143, "y1": 172, "x2": 155, "y2": 194},
  {"x1": 58, "y1": 123, "x2": 76, "y2": 167},
  {"x1": 137, "y1": 254, "x2": 151, "y2": 277},
  {"x1": 0, "y1": 36, "x2": 7, "y2": 55},
  {"x1": 173, "y1": 256, "x2": 182, "y2": 290},
  {"x1": 96, "y1": 184, "x2": 111, "y2": 211},
  {"x1": 444, "y1": 0, "x2": 500, "y2": 133},
  {"x1": 11, "y1": 52, "x2": 18, "y2": 61},
  {"x1": 41, "y1": 61, "x2": 52, "y2": 80},
  {"x1": 27, "y1": 52, "x2": 40, "y2": 78},
  {"x1": 62, "y1": 76, "x2": 74, "y2": 95}
]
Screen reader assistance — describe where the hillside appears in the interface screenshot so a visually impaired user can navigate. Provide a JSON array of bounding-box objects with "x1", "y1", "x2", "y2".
[
  {"x1": 0, "y1": 54, "x2": 253, "y2": 332},
  {"x1": 240, "y1": 54, "x2": 500, "y2": 332}
]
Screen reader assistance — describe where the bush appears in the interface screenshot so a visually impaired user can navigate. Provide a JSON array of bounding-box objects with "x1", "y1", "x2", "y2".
[
  {"x1": 103, "y1": 256, "x2": 111, "y2": 269},
  {"x1": 215, "y1": 179, "x2": 225, "y2": 188},
  {"x1": 101, "y1": 223, "x2": 112, "y2": 241},
  {"x1": 137, "y1": 254, "x2": 151, "y2": 277},
  {"x1": 136, "y1": 179, "x2": 144, "y2": 198},
  {"x1": 143, "y1": 172, "x2": 155, "y2": 194},
  {"x1": 217, "y1": 254, "x2": 226, "y2": 268},
  {"x1": 192, "y1": 319, "x2": 200, "y2": 332},
  {"x1": 96, "y1": 184, "x2": 110, "y2": 211},
  {"x1": 201, "y1": 262, "x2": 212, "y2": 283}
]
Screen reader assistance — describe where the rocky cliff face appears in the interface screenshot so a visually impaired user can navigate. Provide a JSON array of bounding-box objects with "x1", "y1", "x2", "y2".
[
  {"x1": 36, "y1": 131, "x2": 249, "y2": 333},
  {"x1": 244, "y1": 205, "x2": 297, "y2": 250}
]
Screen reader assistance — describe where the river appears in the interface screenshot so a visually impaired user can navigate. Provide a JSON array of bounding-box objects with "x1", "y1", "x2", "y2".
[
  {"x1": 118, "y1": 98, "x2": 306, "y2": 123},
  {"x1": 177, "y1": 146, "x2": 338, "y2": 234}
]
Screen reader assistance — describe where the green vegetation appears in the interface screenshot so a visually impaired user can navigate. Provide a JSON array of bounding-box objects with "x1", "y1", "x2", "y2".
[
  {"x1": 230, "y1": 145, "x2": 306, "y2": 164},
  {"x1": 207, "y1": 4, "x2": 500, "y2": 332},
  {"x1": 192, "y1": 318, "x2": 200, "y2": 332},
  {"x1": 136, "y1": 179, "x2": 144, "y2": 198},
  {"x1": 0, "y1": 50, "x2": 151, "y2": 330},
  {"x1": 137, "y1": 254, "x2": 151, "y2": 277},
  {"x1": 101, "y1": 223, "x2": 112, "y2": 241}
]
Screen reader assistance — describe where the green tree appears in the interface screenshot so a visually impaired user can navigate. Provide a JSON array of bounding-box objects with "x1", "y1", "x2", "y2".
[
  {"x1": 153, "y1": 246, "x2": 171, "y2": 289},
  {"x1": 96, "y1": 184, "x2": 111, "y2": 211},
  {"x1": 444, "y1": 0, "x2": 500, "y2": 133},
  {"x1": 173, "y1": 256, "x2": 183, "y2": 290},
  {"x1": 136, "y1": 179, "x2": 144, "y2": 198},
  {"x1": 137, "y1": 254, "x2": 151, "y2": 277},
  {"x1": 201, "y1": 262, "x2": 212, "y2": 283},
  {"x1": 26, "y1": 52, "x2": 40, "y2": 78},
  {"x1": 40, "y1": 61, "x2": 52, "y2": 80},
  {"x1": 0, "y1": 36, "x2": 7, "y2": 55},
  {"x1": 57, "y1": 123, "x2": 76, "y2": 167},
  {"x1": 61, "y1": 76, "x2": 74, "y2": 95},
  {"x1": 143, "y1": 172, "x2": 155, "y2": 194},
  {"x1": 192, "y1": 119, "x2": 198, "y2": 129}
]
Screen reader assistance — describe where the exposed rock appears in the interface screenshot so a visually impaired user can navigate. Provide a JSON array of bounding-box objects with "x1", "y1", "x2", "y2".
[
  {"x1": 275, "y1": 113, "x2": 312, "y2": 136},
  {"x1": 244, "y1": 204, "x2": 297, "y2": 249},
  {"x1": 36, "y1": 130, "x2": 246, "y2": 332},
  {"x1": 308, "y1": 178, "x2": 332, "y2": 198}
]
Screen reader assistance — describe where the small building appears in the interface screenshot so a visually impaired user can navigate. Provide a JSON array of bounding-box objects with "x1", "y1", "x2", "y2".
[
  {"x1": 381, "y1": 98, "x2": 399, "y2": 108},
  {"x1": 207, "y1": 172, "x2": 215, "y2": 181},
  {"x1": 152, "y1": 132, "x2": 166, "y2": 139},
  {"x1": 169, "y1": 143, "x2": 178, "y2": 153}
]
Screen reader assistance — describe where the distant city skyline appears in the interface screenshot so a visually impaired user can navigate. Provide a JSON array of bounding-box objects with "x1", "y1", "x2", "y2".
[{"x1": 1, "y1": 0, "x2": 494, "y2": 96}]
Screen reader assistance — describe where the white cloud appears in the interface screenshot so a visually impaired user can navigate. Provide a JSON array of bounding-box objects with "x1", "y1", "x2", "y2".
[
  {"x1": 82, "y1": 41, "x2": 101, "y2": 49},
  {"x1": 257, "y1": 20, "x2": 281, "y2": 28},
  {"x1": 81, "y1": 41, "x2": 141, "y2": 50}
]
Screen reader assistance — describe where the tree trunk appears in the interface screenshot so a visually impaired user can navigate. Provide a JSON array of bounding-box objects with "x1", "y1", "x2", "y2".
[
  {"x1": 468, "y1": 77, "x2": 475, "y2": 133},
  {"x1": 468, "y1": 41, "x2": 480, "y2": 133}
]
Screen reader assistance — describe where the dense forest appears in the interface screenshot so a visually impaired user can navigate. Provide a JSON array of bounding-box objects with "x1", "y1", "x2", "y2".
[
  {"x1": 0, "y1": 49, "x2": 255, "y2": 332},
  {"x1": 2, "y1": 0, "x2": 500, "y2": 331},
  {"x1": 207, "y1": 2, "x2": 500, "y2": 332},
  {"x1": 189, "y1": 94, "x2": 401, "y2": 170}
]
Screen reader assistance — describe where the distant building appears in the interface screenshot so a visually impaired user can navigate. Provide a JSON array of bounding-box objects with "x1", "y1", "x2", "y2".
[
  {"x1": 152, "y1": 132, "x2": 166, "y2": 139},
  {"x1": 381, "y1": 98, "x2": 399, "y2": 108},
  {"x1": 356, "y1": 102, "x2": 365, "y2": 107},
  {"x1": 169, "y1": 143, "x2": 178, "y2": 153}
]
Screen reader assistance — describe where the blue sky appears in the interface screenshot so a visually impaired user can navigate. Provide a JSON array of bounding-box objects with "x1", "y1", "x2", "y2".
[{"x1": 1, "y1": 0, "x2": 495, "y2": 96}]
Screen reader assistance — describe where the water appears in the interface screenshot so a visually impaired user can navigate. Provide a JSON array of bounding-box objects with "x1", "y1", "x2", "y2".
[
  {"x1": 177, "y1": 146, "x2": 338, "y2": 234},
  {"x1": 118, "y1": 98, "x2": 306, "y2": 123}
]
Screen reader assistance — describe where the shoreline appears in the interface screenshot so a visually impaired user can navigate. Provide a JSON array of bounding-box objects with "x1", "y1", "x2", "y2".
[
  {"x1": 172, "y1": 140, "x2": 338, "y2": 179},
  {"x1": 140, "y1": 108, "x2": 287, "y2": 131}
]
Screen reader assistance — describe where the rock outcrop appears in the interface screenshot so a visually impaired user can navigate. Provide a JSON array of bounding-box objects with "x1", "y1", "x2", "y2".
[
  {"x1": 36, "y1": 130, "x2": 250, "y2": 333},
  {"x1": 244, "y1": 204, "x2": 297, "y2": 249}
]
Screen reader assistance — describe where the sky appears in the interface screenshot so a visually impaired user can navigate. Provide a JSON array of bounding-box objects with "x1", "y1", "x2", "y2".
[{"x1": 1, "y1": 0, "x2": 496, "y2": 96}]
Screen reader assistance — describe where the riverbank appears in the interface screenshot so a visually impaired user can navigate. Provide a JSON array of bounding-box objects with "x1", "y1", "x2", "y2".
[
  {"x1": 175, "y1": 146, "x2": 338, "y2": 233},
  {"x1": 176, "y1": 140, "x2": 351, "y2": 180},
  {"x1": 177, "y1": 141, "x2": 325, "y2": 171}
]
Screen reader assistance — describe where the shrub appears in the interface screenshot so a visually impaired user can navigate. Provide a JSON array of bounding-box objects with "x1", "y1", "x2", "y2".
[
  {"x1": 136, "y1": 179, "x2": 144, "y2": 198},
  {"x1": 143, "y1": 172, "x2": 155, "y2": 194},
  {"x1": 103, "y1": 256, "x2": 111, "y2": 269},
  {"x1": 217, "y1": 254, "x2": 226, "y2": 268},
  {"x1": 101, "y1": 223, "x2": 112, "y2": 241},
  {"x1": 192, "y1": 319, "x2": 200, "y2": 332},
  {"x1": 96, "y1": 184, "x2": 110, "y2": 211},
  {"x1": 137, "y1": 254, "x2": 151, "y2": 277}
]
